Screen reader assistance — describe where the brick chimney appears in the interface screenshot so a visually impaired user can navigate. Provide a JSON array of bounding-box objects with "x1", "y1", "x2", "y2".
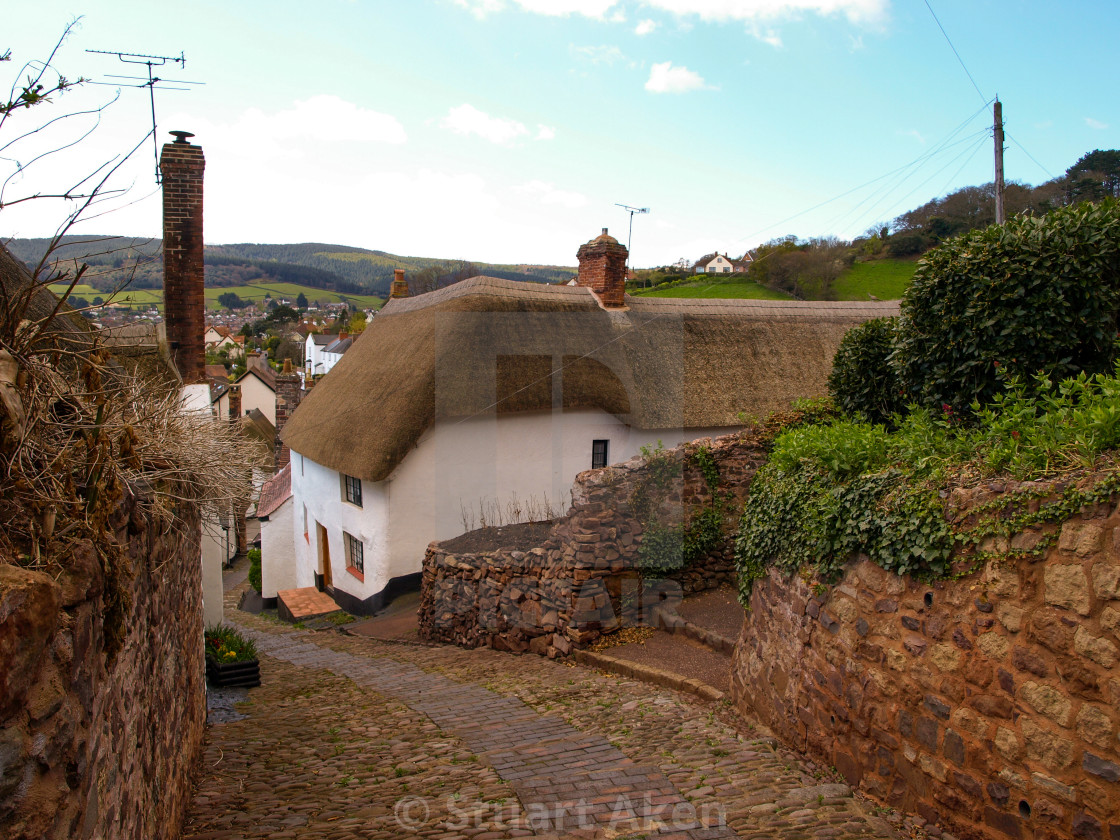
[
  {"x1": 576, "y1": 228, "x2": 628, "y2": 308},
  {"x1": 390, "y1": 268, "x2": 409, "y2": 299},
  {"x1": 227, "y1": 383, "x2": 241, "y2": 422},
  {"x1": 274, "y1": 359, "x2": 303, "y2": 470},
  {"x1": 160, "y1": 131, "x2": 206, "y2": 383}
]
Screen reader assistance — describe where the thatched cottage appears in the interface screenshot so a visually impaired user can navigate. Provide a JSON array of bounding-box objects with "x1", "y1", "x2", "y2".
[{"x1": 276, "y1": 230, "x2": 898, "y2": 614}]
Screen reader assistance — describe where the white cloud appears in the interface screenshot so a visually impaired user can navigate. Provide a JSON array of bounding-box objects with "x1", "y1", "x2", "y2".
[
  {"x1": 231, "y1": 96, "x2": 406, "y2": 150},
  {"x1": 514, "y1": 180, "x2": 588, "y2": 209},
  {"x1": 454, "y1": 0, "x2": 620, "y2": 17},
  {"x1": 1086, "y1": 117, "x2": 1108, "y2": 130},
  {"x1": 638, "y1": 0, "x2": 888, "y2": 26},
  {"x1": 635, "y1": 18, "x2": 659, "y2": 34},
  {"x1": 535, "y1": 124, "x2": 557, "y2": 140},
  {"x1": 440, "y1": 104, "x2": 529, "y2": 145},
  {"x1": 570, "y1": 44, "x2": 626, "y2": 65},
  {"x1": 645, "y1": 61, "x2": 713, "y2": 93},
  {"x1": 897, "y1": 128, "x2": 925, "y2": 145}
]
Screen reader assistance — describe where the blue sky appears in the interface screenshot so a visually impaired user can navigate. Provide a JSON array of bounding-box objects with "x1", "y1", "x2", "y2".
[{"x1": 2, "y1": 1, "x2": 1116, "y2": 267}]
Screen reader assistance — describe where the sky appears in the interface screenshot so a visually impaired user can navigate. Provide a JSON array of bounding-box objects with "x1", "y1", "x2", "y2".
[{"x1": 1, "y1": 0, "x2": 1116, "y2": 268}]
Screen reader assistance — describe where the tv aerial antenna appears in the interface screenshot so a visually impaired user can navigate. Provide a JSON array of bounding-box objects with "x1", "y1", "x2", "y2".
[
  {"x1": 615, "y1": 203, "x2": 650, "y2": 272},
  {"x1": 85, "y1": 49, "x2": 203, "y2": 185}
]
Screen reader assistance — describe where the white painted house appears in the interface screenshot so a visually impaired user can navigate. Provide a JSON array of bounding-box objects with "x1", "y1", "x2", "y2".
[
  {"x1": 277, "y1": 230, "x2": 898, "y2": 614},
  {"x1": 256, "y1": 463, "x2": 296, "y2": 601},
  {"x1": 232, "y1": 356, "x2": 277, "y2": 426},
  {"x1": 304, "y1": 333, "x2": 351, "y2": 377}
]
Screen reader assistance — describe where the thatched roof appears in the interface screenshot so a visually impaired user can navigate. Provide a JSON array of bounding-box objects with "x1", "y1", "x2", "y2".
[
  {"x1": 0, "y1": 242, "x2": 92, "y2": 350},
  {"x1": 281, "y1": 275, "x2": 899, "y2": 481}
]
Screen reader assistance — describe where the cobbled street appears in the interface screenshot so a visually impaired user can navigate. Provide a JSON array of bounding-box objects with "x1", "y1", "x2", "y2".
[{"x1": 181, "y1": 583, "x2": 901, "y2": 840}]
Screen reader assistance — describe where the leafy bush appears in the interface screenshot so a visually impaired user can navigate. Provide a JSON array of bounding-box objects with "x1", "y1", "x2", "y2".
[
  {"x1": 768, "y1": 419, "x2": 893, "y2": 478},
  {"x1": 248, "y1": 547, "x2": 262, "y2": 594},
  {"x1": 894, "y1": 198, "x2": 1120, "y2": 415},
  {"x1": 205, "y1": 624, "x2": 258, "y2": 663},
  {"x1": 975, "y1": 367, "x2": 1120, "y2": 477},
  {"x1": 736, "y1": 361, "x2": 1120, "y2": 605},
  {"x1": 637, "y1": 522, "x2": 684, "y2": 573},
  {"x1": 828, "y1": 317, "x2": 903, "y2": 424}
]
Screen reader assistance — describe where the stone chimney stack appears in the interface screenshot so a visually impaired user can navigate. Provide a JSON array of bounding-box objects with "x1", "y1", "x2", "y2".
[
  {"x1": 274, "y1": 360, "x2": 303, "y2": 470},
  {"x1": 227, "y1": 383, "x2": 242, "y2": 422},
  {"x1": 576, "y1": 228, "x2": 628, "y2": 308},
  {"x1": 160, "y1": 131, "x2": 206, "y2": 383},
  {"x1": 390, "y1": 268, "x2": 409, "y2": 299}
]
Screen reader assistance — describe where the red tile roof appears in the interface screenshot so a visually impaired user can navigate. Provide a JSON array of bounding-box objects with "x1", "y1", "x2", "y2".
[{"x1": 256, "y1": 463, "x2": 291, "y2": 519}]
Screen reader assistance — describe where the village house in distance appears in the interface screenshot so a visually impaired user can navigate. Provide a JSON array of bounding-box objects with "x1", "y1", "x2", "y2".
[{"x1": 267, "y1": 229, "x2": 897, "y2": 615}]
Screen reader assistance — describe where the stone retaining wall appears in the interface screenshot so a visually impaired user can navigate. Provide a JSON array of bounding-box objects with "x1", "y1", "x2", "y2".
[
  {"x1": 418, "y1": 434, "x2": 766, "y2": 654},
  {"x1": 731, "y1": 478, "x2": 1120, "y2": 840},
  {"x1": 0, "y1": 487, "x2": 206, "y2": 840}
]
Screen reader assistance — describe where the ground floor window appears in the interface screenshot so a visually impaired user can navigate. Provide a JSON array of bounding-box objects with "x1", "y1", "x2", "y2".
[
  {"x1": 344, "y1": 531, "x2": 364, "y2": 575},
  {"x1": 592, "y1": 439, "x2": 609, "y2": 470}
]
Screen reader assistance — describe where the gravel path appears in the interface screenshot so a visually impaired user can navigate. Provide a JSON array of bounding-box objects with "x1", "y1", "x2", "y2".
[{"x1": 180, "y1": 581, "x2": 900, "y2": 840}]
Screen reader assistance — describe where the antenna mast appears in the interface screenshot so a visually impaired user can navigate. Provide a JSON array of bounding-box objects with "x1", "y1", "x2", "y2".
[
  {"x1": 614, "y1": 203, "x2": 650, "y2": 274},
  {"x1": 86, "y1": 49, "x2": 202, "y2": 184}
]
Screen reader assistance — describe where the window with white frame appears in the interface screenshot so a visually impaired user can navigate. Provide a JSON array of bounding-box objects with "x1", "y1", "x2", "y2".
[
  {"x1": 344, "y1": 531, "x2": 364, "y2": 574},
  {"x1": 343, "y1": 473, "x2": 362, "y2": 507}
]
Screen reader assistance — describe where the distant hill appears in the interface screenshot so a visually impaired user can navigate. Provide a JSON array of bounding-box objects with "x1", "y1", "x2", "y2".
[{"x1": 2, "y1": 236, "x2": 576, "y2": 297}]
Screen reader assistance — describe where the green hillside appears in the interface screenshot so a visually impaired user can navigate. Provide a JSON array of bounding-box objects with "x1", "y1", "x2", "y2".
[
  {"x1": 634, "y1": 278, "x2": 792, "y2": 300},
  {"x1": 7, "y1": 236, "x2": 576, "y2": 299},
  {"x1": 833, "y1": 259, "x2": 917, "y2": 301},
  {"x1": 50, "y1": 281, "x2": 384, "y2": 311}
]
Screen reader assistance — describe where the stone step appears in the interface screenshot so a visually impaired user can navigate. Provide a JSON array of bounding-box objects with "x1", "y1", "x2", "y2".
[{"x1": 276, "y1": 587, "x2": 341, "y2": 623}]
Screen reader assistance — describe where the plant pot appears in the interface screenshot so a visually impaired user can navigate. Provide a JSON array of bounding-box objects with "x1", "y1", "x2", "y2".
[{"x1": 206, "y1": 657, "x2": 261, "y2": 688}]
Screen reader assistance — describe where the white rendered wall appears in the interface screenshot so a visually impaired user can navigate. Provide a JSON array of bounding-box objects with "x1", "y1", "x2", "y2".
[
  {"x1": 290, "y1": 411, "x2": 735, "y2": 607},
  {"x1": 199, "y1": 512, "x2": 228, "y2": 626},
  {"x1": 289, "y1": 452, "x2": 390, "y2": 604},
  {"x1": 239, "y1": 374, "x2": 276, "y2": 425},
  {"x1": 260, "y1": 498, "x2": 296, "y2": 599}
]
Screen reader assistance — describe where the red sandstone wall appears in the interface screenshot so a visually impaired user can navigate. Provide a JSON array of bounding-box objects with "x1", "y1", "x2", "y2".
[
  {"x1": 731, "y1": 483, "x2": 1120, "y2": 840},
  {"x1": 0, "y1": 489, "x2": 205, "y2": 839}
]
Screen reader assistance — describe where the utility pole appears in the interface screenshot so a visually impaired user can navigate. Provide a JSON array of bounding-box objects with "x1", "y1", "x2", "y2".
[{"x1": 994, "y1": 98, "x2": 1005, "y2": 224}]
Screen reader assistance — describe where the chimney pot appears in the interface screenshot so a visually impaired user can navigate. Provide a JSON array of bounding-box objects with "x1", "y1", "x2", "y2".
[
  {"x1": 390, "y1": 268, "x2": 409, "y2": 299},
  {"x1": 169, "y1": 130, "x2": 195, "y2": 145},
  {"x1": 576, "y1": 229, "x2": 628, "y2": 308}
]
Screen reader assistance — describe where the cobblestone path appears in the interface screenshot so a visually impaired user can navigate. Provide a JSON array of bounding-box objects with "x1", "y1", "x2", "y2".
[{"x1": 181, "y1": 590, "x2": 899, "y2": 840}]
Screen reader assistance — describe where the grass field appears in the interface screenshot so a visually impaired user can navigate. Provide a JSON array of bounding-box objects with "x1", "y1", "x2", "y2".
[
  {"x1": 49, "y1": 281, "x2": 384, "y2": 311},
  {"x1": 634, "y1": 279, "x2": 793, "y2": 300},
  {"x1": 833, "y1": 259, "x2": 917, "y2": 301}
]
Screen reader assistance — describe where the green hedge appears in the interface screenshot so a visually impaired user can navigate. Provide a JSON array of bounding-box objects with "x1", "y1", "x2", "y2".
[{"x1": 894, "y1": 198, "x2": 1120, "y2": 414}]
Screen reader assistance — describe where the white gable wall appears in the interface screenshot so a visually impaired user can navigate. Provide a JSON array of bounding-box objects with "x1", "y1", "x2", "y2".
[
  {"x1": 239, "y1": 373, "x2": 276, "y2": 426},
  {"x1": 260, "y1": 498, "x2": 297, "y2": 599},
  {"x1": 288, "y1": 408, "x2": 733, "y2": 609}
]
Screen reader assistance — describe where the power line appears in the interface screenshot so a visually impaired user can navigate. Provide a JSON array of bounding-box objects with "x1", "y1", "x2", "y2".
[
  {"x1": 922, "y1": 0, "x2": 987, "y2": 106},
  {"x1": 730, "y1": 100, "x2": 993, "y2": 249},
  {"x1": 1007, "y1": 132, "x2": 1057, "y2": 181}
]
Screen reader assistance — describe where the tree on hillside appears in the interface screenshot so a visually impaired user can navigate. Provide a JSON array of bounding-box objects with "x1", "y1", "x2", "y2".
[
  {"x1": 218, "y1": 291, "x2": 249, "y2": 309},
  {"x1": 408, "y1": 260, "x2": 478, "y2": 296},
  {"x1": 266, "y1": 304, "x2": 299, "y2": 324},
  {"x1": 296, "y1": 292, "x2": 308, "y2": 310},
  {"x1": 1066, "y1": 149, "x2": 1120, "y2": 203}
]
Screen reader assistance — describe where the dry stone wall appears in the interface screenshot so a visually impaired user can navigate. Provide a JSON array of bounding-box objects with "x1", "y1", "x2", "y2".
[
  {"x1": 418, "y1": 434, "x2": 766, "y2": 654},
  {"x1": 0, "y1": 486, "x2": 205, "y2": 840},
  {"x1": 731, "y1": 478, "x2": 1120, "y2": 840}
]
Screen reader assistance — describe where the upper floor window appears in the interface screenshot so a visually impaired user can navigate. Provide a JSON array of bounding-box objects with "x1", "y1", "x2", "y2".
[
  {"x1": 592, "y1": 439, "x2": 609, "y2": 470},
  {"x1": 343, "y1": 473, "x2": 363, "y2": 507}
]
